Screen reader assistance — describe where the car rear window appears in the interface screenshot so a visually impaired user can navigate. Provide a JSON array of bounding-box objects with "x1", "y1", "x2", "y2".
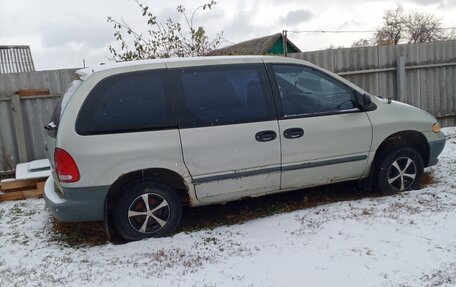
[
  {"x1": 75, "y1": 69, "x2": 177, "y2": 135},
  {"x1": 47, "y1": 79, "x2": 82, "y2": 138}
]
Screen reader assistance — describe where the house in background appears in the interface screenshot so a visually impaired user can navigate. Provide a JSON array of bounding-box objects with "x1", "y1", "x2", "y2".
[
  {"x1": 208, "y1": 33, "x2": 301, "y2": 56},
  {"x1": 0, "y1": 45, "x2": 35, "y2": 74}
]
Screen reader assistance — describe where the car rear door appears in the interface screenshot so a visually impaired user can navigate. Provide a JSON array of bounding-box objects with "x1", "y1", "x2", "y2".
[
  {"x1": 169, "y1": 61, "x2": 281, "y2": 203},
  {"x1": 267, "y1": 63, "x2": 372, "y2": 190}
]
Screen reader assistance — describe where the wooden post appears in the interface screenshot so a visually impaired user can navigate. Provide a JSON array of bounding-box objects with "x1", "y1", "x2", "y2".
[
  {"x1": 396, "y1": 56, "x2": 406, "y2": 102},
  {"x1": 11, "y1": 94, "x2": 28, "y2": 163}
]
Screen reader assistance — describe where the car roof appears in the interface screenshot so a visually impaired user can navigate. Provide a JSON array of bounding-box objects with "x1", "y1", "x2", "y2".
[{"x1": 76, "y1": 55, "x2": 311, "y2": 80}]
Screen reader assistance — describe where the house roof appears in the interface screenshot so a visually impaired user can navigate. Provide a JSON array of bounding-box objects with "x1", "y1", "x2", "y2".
[{"x1": 207, "y1": 33, "x2": 301, "y2": 56}]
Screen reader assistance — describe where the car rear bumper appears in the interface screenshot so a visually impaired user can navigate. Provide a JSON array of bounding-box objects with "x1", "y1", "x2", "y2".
[{"x1": 44, "y1": 176, "x2": 109, "y2": 222}]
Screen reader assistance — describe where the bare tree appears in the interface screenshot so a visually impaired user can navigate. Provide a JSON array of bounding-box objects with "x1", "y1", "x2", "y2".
[
  {"x1": 373, "y1": 7, "x2": 405, "y2": 46},
  {"x1": 352, "y1": 8, "x2": 455, "y2": 47},
  {"x1": 351, "y1": 38, "x2": 371, "y2": 47},
  {"x1": 107, "y1": 1, "x2": 224, "y2": 61},
  {"x1": 405, "y1": 11, "x2": 450, "y2": 43}
]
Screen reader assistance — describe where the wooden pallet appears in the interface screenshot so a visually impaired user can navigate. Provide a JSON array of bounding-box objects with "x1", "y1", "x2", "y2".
[{"x1": 0, "y1": 177, "x2": 47, "y2": 202}]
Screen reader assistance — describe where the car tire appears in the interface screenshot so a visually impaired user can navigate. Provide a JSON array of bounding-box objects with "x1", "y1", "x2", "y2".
[
  {"x1": 375, "y1": 146, "x2": 424, "y2": 194},
  {"x1": 113, "y1": 181, "x2": 182, "y2": 241}
]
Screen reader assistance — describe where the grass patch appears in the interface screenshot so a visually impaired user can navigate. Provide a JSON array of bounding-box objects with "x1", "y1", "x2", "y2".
[
  {"x1": 11, "y1": 202, "x2": 36, "y2": 217},
  {"x1": 179, "y1": 181, "x2": 386, "y2": 233},
  {"x1": 421, "y1": 171, "x2": 435, "y2": 186},
  {"x1": 11, "y1": 202, "x2": 25, "y2": 215},
  {"x1": 51, "y1": 219, "x2": 108, "y2": 247},
  {"x1": 6, "y1": 202, "x2": 36, "y2": 223}
]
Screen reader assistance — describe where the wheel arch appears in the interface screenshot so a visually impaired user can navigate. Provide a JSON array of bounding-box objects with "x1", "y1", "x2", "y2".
[{"x1": 373, "y1": 130, "x2": 430, "y2": 167}]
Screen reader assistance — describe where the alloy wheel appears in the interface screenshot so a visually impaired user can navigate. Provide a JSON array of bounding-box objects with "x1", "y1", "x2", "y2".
[
  {"x1": 127, "y1": 193, "x2": 170, "y2": 233},
  {"x1": 387, "y1": 157, "x2": 417, "y2": 191}
]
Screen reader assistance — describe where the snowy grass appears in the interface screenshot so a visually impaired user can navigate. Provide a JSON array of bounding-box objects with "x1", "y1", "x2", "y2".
[{"x1": 1, "y1": 127, "x2": 455, "y2": 287}]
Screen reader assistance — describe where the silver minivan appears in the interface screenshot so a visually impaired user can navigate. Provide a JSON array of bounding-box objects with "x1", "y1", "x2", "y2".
[{"x1": 44, "y1": 56, "x2": 446, "y2": 241}]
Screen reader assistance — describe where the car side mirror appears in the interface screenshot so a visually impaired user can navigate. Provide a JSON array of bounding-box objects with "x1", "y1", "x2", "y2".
[{"x1": 356, "y1": 92, "x2": 376, "y2": 111}]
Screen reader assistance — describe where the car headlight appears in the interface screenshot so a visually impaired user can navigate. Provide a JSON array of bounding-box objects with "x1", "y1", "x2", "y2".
[{"x1": 432, "y1": 122, "x2": 441, "y2": 133}]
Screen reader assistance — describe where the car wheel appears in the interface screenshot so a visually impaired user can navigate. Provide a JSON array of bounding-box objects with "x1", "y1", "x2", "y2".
[
  {"x1": 113, "y1": 181, "x2": 182, "y2": 241},
  {"x1": 375, "y1": 147, "x2": 424, "y2": 194}
]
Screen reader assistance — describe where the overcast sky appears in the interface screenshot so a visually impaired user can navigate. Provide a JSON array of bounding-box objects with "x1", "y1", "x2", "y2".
[{"x1": 1, "y1": 0, "x2": 455, "y2": 70}]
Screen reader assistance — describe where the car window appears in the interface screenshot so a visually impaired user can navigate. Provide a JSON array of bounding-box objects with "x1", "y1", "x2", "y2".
[
  {"x1": 47, "y1": 79, "x2": 82, "y2": 138},
  {"x1": 172, "y1": 64, "x2": 275, "y2": 128},
  {"x1": 272, "y1": 65, "x2": 357, "y2": 117},
  {"x1": 76, "y1": 69, "x2": 176, "y2": 135}
]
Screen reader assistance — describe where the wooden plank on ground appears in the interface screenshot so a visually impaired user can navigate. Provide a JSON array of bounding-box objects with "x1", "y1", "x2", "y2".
[
  {"x1": 1, "y1": 179, "x2": 37, "y2": 191},
  {"x1": 36, "y1": 181, "x2": 45, "y2": 194},
  {"x1": 0, "y1": 188, "x2": 43, "y2": 202},
  {"x1": 23, "y1": 188, "x2": 43, "y2": 199},
  {"x1": 0, "y1": 177, "x2": 47, "y2": 192},
  {"x1": 0, "y1": 176, "x2": 46, "y2": 201},
  {"x1": 0, "y1": 191, "x2": 25, "y2": 202}
]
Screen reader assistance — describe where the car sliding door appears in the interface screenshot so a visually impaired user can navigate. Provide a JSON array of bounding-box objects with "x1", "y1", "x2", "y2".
[
  {"x1": 268, "y1": 64, "x2": 372, "y2": 190},
  {"x1": 169, "y1": 63, "x2": 281, "y2": 203}
]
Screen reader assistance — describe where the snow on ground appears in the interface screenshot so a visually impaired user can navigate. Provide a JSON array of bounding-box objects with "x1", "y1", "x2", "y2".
[{"x1": 1, "y1": 128, "x2": 456, "y2": 287}]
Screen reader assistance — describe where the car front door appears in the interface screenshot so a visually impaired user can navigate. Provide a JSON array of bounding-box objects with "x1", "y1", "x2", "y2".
[
  {"x1": 268, "y1": 63, "x2": 373, "y2": 190},
  {"x1": 169, "y1": 62, "x2": 281, "y2": 203}
]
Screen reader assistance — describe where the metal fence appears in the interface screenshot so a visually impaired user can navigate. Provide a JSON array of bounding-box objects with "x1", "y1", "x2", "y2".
[
  {"x1": 289, "y1": 40, "x2": 456, "y2": 127},
  {"x1": 0, "y1": 40, "x2": 455, "y2": 172}
]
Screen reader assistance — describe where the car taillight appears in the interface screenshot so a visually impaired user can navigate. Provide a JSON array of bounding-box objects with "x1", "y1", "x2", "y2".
[{"x1": 54, "y1": 148, "x2": 80, "y2": 183}]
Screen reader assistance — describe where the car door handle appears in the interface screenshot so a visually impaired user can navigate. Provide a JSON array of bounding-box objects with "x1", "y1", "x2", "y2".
[
  {"x1": 284, "y1": 128, "x2": 304, "y2": 139},
  {"x1": 255, "y1": 130, "x2": 277, "y2": 142}
]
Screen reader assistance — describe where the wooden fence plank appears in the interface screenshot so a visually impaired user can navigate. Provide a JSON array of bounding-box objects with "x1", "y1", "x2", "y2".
[
  {"x1": 11, "y1": 94, "x2": 28, "y2": 163},
  {"x1": 15, "y1": 88, "x2": 50, "y2": 97}
]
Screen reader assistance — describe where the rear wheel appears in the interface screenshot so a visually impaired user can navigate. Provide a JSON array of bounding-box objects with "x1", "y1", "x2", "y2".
[
  {"x1": 375, "y1": 147, "x2": 424, "y2": 194},
  {"x1": 113, "y1": 181, "x2": 182, "y2": 241}
]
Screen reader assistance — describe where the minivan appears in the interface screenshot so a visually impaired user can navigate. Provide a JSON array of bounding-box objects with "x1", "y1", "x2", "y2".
[{"x1": 44, "y1": 56, "x2": 446, "y2": 241}]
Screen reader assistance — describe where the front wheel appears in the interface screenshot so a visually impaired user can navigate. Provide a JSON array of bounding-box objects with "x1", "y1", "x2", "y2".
[
  {"x1": 113, "y1": 181, "x2": 182, "y2": 241},
  {"x1": 375, "y1": 147, "x2": 424, "y2": 194}
]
